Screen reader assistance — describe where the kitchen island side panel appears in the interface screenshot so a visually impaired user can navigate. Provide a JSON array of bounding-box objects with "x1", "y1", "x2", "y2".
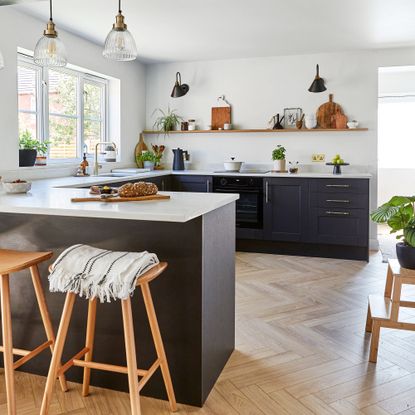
[
  {"x1": 202, "y1": 202, "x2": 236, "y2": 402},
  {"x1": 0, "y1": 211, "x2": 233, "y2": 406}
]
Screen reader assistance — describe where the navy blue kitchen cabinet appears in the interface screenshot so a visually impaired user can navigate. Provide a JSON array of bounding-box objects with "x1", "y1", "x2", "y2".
[
  {"x1": 171, "y1": 175, "x2": 212, "y2": 192},
  {"x1": 263, "y1": 178, "x2": 310, "y2": 242},
  {"x1": 308, "y1": 179, "x2": 370, "y2": 247}
]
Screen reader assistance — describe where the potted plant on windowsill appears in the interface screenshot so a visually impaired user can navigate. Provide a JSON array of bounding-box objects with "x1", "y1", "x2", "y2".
[
  {"x1": 272, "y1": 145, "x2": 287, "y2": 172},
  {"x1": 371, "y1": 196, "x2": 415, "y2": 269},
  {"x1": 19, "y1": 130, "x2": 38, "y2": 167},
  {"x1": 35, "y1": 140, "x2": 50, "y2": 166},
  {"x1": 137, "y1": 151, "x2": 157, "y2": 170}
]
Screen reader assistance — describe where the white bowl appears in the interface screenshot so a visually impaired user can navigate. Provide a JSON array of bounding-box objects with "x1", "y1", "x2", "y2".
[
  {"x1": 3, "y1": 181, "x2": 32, "y2": 194},
  {"x1": 347, "y1": 121, "x2": 359, "y2": 129}
]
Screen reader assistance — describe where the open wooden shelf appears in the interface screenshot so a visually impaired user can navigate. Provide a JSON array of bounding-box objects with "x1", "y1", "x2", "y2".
[{"x1": 143, "y1": 128, "x2": 368, "y2": 135}]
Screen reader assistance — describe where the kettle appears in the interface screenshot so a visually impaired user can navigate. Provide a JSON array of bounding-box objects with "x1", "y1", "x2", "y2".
[{"x1": 172, "y1": 148, "x2": 185, "y2": 171}]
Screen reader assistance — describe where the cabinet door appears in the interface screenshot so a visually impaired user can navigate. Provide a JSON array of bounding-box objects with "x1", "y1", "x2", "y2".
[
  {"x1": 264, "y1": 178, "x2": 309, "y2": 242},
  {"x1": 172, "y1": 175, "x2": 212, "y2": 192},
  {"x1": 309, "y1": 208, "x2": 369, "y2": 246}
]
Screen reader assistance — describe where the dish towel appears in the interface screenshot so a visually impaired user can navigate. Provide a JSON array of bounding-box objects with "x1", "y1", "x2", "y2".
[{"x1": 49, "y1": 244, "x2": 159, "y2": 303}]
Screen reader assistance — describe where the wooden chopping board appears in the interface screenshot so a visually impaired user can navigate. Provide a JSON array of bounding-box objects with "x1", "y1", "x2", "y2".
[
  {"x1": 71, "y1": 194, "x2": 170, "y2": 203},
  {"x1": 211, "y1": 107, "x2": 231, "y2": 130},
  {"x1": 316, "y1": 94, "x2": 344, "y2": 129},
  {"x1": 134, "y1": 133, "x2": 148, "y2": 167}
]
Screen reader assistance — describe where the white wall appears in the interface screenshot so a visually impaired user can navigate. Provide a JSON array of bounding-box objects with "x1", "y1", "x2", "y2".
[
  {"x1": 0, "y1": 7, "x2": 146, "y2": 175},
  {"x1": 145, "y1": 48, "x2": 415, "y2": 244}
]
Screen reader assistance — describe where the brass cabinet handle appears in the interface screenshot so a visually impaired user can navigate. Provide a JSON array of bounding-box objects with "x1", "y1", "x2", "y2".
[
  {"x1": 326, "y1": 211, "x2": 350, "y2": 216},
  {"x1": 326, "y1": 199, "x2": 350, "y2": 203},
  {"x1": 326, "y1": 184, "x2": 350, "y2": 188}
]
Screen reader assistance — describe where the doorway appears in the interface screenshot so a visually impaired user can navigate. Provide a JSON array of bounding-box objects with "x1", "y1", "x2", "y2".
[{"x1": 378, "y1": 66, "x2": 415, "y2": 259}]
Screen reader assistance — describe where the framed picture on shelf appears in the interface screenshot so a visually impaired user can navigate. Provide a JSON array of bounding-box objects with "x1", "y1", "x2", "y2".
[{"x1": 284, "y1": 108, "x2": 302, "y2": 129}]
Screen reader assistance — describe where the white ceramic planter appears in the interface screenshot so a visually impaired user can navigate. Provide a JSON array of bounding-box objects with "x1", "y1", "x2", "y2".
[{"x1": 273, "y1": 159, "x2": 286, "y2": 172}]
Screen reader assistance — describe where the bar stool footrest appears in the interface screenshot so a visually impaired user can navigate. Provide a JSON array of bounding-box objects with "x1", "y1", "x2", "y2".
[
  {"x1": 57, "y1": 347, "x2": 90, "y2": 376},
  {"x1": 0, "y1": 341, "x2": 53, "y2": 370}
]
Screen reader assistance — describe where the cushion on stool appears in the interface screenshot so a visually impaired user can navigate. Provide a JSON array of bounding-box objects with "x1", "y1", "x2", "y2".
[{"x1": 48, "y1": 244, "x2": 159, "y2": 302}]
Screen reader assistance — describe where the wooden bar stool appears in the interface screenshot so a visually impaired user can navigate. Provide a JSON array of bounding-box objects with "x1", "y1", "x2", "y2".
[
  {"x1": 40, "y1": 261, "x2": 177, "y2": 415},
  {"x1": 366, "y1": 259, "x2": 415, "y2": 362},
  {"x1": 0, "y1": 249, "x2": 67, "y2": 415}
]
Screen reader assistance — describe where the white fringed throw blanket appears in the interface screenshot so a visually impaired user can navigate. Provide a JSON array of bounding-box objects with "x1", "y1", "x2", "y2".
[{"x1": 49, "y1": 244, "x2": 159, "y2": 303}]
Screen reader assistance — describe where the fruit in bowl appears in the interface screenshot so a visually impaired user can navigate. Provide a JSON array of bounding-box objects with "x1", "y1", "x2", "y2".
[
  {"x1": 2, "y1": 179, "x2": 32, "y2": 194},
  {"x1": 332, "y1": 154, "x2": 345, "y2": 165}
]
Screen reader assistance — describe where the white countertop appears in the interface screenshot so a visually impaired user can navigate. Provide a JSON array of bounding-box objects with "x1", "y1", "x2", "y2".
[{"x1": 0, "y1": 169, "x2": 370, "y2": 223}]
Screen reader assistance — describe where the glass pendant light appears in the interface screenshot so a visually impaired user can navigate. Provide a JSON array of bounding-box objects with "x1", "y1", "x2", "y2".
[
  {"x1": 34, "y1": 0, "x2": 67, "y2": 67},
  {"x1": 0, "y1": 50, "x2": 4, "y2": 70},
  {"x1": 103, "y1": 0, "x2": 137, "y2": 61}
]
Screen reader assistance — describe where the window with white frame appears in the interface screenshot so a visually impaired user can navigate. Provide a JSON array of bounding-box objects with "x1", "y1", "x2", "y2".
[{"x1": 17, "y1": 53, "x2": 108, "y2": 161}]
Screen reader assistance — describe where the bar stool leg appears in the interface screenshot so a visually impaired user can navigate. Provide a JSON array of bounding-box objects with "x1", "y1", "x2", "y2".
[
  {"x1": 365, "y1": 304, "x2": 373, "y2": 333},
  {"x1": 369, "y1": 320, "x2": 381, "y2": 363},
  {"x1": 1, "y1": 274, "x2": 16, "y2": 415},
  {"x1": 40, "y1": 292, "x2": 76, "y2": 415},
  {"x1": 82, "y1": 298, "x2": 97, "y2": 397},
  {"x1": 121, "y1": 297, "x2": 141, "y2": 415},
  {"x1": 30, "y1": 265, "x2": 68, "y2": 392},
  {"x1": 141, "y1": 283, "x2": 177, "y2": 412}
]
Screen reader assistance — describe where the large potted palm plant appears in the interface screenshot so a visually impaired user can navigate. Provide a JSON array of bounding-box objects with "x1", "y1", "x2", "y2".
[{"x1": 371, "y1": 196, "x2": 415, "y2": 269}]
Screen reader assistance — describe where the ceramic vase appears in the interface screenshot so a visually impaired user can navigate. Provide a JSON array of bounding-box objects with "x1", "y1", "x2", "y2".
[{"x1": 273, "y1": 159, "x2": 286, "y2": 172}]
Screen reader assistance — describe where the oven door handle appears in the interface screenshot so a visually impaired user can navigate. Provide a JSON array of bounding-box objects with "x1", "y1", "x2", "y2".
[
  {"x1": 213, "y1": 188, "x2": 262, "y2": 194},
  {"x1": 265, "y1": 181, "x2": 269, "y2": 203}
]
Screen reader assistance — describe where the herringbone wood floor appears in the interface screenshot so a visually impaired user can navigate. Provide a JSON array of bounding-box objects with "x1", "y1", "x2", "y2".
[{"x1": 2, "y1": 251, "x2": 415, "y2": 415}]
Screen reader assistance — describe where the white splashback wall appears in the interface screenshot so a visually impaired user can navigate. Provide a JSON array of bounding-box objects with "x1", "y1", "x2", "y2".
[{"x1": 146, "y1": 48, "x2": 415, "y2": 245}]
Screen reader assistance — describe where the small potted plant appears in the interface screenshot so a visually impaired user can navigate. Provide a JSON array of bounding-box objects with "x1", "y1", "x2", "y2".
[
  {"x1": 138, "y1": 151, "x2": 157, "y2": 170},
  {"x1": 152, "y1": 144, "x2": 166, "y2": 169},
  {"x1": 19, "y1": 130, "x2": 38, "y2": 167},
  {"x1": 35, "y1": 140, "x2": 50, "y2": 166},
  {"x1": 272, "y1": 145, "x2": 287, "y2": 172},
  {"x1": 152, "y1": 107, "x2": 182, "y2": 136},
  {"x1": 371, "y1": 196, "x2": 415, "y2": 269}
]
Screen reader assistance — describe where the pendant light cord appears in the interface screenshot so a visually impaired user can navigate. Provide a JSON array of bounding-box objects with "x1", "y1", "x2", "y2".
[
  {"x1": 118, "y1": 0, "x2": 122, "y2": 13},
  {"x1": 49, "y1": 0, "x2": 53, "y2": 21}
]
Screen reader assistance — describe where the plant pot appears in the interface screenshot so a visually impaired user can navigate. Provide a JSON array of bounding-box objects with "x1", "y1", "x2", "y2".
[
  {"x1": 143, "y1": 161, "x2": 155, "y2": 170},
  {"x1": 35, "y1": 155, "x2": 47, "y2": 166},
  {"x1": 273, "y1": 159, "x2": 286, "y2": 172},
  {"x1": 396, "y1": 242, "x2": 415, "y2": 270},
  {"x1": 19, "y1": 149, "x2": 37, "y2": 167}
]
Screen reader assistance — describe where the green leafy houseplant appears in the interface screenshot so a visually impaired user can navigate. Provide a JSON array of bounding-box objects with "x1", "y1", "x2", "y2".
[
  {"x1": 371, "y1": 196, "x2": 415, "y2": 246},
  {"x1": 138, "y1": 151, "x2": 157, "y2": 163},
  {"x1": 272, "y1": 145, "x2": 286, "y2": 160},
  {"x1": 152, "y1": 107, "x2": 182, "y2": 135},
  {"x1": 19, "y1": 130, "x2": 39, "y2": 150},
  {"x1": 371, "y1": 196, "x2": 415, "y2": 269}
]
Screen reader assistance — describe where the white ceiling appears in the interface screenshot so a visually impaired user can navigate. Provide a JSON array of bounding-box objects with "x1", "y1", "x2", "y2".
[{"x1": 14, "y1": 0, "x2": 415, "y2": 63}]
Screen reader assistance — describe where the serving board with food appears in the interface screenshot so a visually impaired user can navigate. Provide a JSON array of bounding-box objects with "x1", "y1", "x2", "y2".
[{"x1": 71, "y1": 181, "x2": 170, "y2": 203}]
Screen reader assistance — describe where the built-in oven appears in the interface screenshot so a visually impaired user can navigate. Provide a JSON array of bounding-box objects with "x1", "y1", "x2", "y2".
[{"x1": 213, "y1": 176, "x2": 263, "y2": 229}]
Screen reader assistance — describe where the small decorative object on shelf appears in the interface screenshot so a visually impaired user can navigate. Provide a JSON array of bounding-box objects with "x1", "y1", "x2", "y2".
[
  {"x1": 270, "y1": 114, "x2": 285, "y2": 130},
  {"x1": 181, "y1": 121, "x2": 189, "y2": 131},
  {"x1": 326, "y1": 154, "x2": 349, "y2": 174},
  {"x1": 212, "y1": 95, "x2": 232, "y2": 130},
  {"x1": 224, "y1": 123, "x2": 232, "y2": 130},
  {"x1": 288, "y1": 161, "x2": 299, "y2": 174},
  {"x1": 284, "y1": 108, "x2": 302, "y2": 129},
  {"x1": 334, "y1": 113, "x2": 348, "y2": 129},
  {"x1": 296, "y1": 114, "x2": 305, "y2": 129},
  {"x1": 371, "y1": 195, "x2": 415, "y2": 269},
  {"x1": 272, "y1": 145, "x2": 287, "y2": 172},
  {"x1": 304, "y1": 114, "x2": 317, "y2": 129},
  {"x1": 317, "y1": 94, "x2": 344, "y2": 129},
  {"x1": 152, "y1": 107, "x2": 182, "y2": 136},
  {"x1": 188, "y1": 119, "x2": 197, "y2": 131},
  {"x1": 347, "y1": 120, "x2": 359, "y2": 129}
]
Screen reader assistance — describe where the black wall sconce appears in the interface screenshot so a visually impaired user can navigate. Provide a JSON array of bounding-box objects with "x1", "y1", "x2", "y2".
[
  {"x1": 171, "y1": 72, "x2": 189, "y2": 98},
  {"x1": 308, "y1": 64, "x2": 327, "y2": 93}
]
